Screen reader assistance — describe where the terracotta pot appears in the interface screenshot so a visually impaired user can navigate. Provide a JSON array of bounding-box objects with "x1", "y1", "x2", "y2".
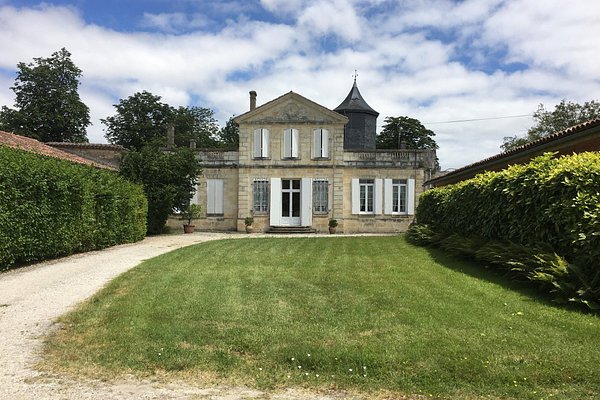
[
  {"x1": 245, "y1": 225, "x2": 254, "y2": 234},
  {"x1": 329, "y1": 227, "x2": 336, "y2": 234},
  {"x1": 183, "y1": 224, "x2": 195, "y2": 234}
]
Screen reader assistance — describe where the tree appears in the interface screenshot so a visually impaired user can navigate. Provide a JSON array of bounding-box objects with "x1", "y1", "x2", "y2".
[
  {"x1": 215, "y1": 116, "x2": 239, "y2": 148},
  {"x1": 172, "y1": 106, "x2": 220, "y2": 148},
  {"x1": 119, "y1": 145, "x2": 201, "y2": 234},
  {"x1": 0, "y1": 48, "x2": 90, "y2": 142},
  {"x1": 502, "y1": 100, "x2": 600, "y2": 151},
  {"x1": 376, "y1": 116, "x2": 438, "y2": 150},
  {"x1": 102, "y1": 91, "x2": 173, "y2": 151},
  {"x1": 102, "y1": 92, "x2": 221, "y2": 150}
]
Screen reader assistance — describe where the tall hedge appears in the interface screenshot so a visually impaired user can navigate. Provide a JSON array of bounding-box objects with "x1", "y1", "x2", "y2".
[
  {"x1": 417, "y1": 152, "x2": 600, "y2": 270},
  {"x1": 0, "y1": 146, "x2": 147, "y2": 269}
]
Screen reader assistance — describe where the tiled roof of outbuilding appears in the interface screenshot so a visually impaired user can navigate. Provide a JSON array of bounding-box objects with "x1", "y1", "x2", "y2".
[
  {"x1": 0, "y1": 131, "x2": 117, "y2": 170},
  {"x1": 425, "y1": 118, "x2": 600, "y2": 186}
]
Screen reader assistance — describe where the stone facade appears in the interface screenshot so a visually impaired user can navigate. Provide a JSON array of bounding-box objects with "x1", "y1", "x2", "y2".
[{"x1": 187, "y1": 90, "x2": 436, "y2": 234}]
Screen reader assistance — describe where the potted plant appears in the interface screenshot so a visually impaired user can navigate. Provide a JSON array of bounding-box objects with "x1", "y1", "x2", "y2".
[
  {"x1": 328, "y1": 219, "x2": 338, "y2": 234},
  {"x1": 244, "y1": 216, "x2": 254, "y2": 233},
  {"x1": 181, "y1": 203, "x2": 201, "y2": 233}
]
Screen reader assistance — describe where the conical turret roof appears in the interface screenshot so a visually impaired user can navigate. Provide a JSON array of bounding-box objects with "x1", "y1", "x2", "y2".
[{"x1": 334, "y1": 80, "x2": 379, "y2": 117}]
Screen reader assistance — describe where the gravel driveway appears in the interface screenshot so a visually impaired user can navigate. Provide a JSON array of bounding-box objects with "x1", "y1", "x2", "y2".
[{"x1": 0, "y1": 233, "x2": 372, "y2": 400}]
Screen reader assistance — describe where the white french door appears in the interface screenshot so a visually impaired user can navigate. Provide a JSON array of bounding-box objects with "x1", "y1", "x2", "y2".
[{"x1": 281, "y1": 179, "x2": 301, "y2": 226}]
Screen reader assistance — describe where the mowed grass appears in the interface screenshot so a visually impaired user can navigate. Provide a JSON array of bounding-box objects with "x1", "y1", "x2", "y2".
[{"x1": 44, "y1": 236, "x2": 600, "y2": 399}]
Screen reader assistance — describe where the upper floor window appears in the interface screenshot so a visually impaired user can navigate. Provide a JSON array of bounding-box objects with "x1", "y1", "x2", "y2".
[
  {"x1": 313, "y1": 128, "x2": 329, "y2": 158},
  {"x1": 253, "y1": 128, "x2": 269, "y2": 158},
  {"x1": 283, "y1": 128, "x2": 299, "y2": 158}
]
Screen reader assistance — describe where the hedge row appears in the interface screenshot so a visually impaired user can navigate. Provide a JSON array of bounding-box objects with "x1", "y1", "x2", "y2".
[
  {"x1": 417, "y1": 152, "x2": 600, "y2": 271},
  {"x1": 0, "y1": 146, "x2": 147, "y2": 269}
]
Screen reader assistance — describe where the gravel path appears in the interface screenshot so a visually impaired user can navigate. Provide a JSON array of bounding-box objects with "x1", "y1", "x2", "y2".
[{"x1": 0, "y1": 233, "x2": 375, "y2": 400}]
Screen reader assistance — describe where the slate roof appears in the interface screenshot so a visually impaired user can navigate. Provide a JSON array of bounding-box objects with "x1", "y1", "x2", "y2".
[
  {"x1": 425, "y1": 118, "x2": 600, "y2": 187},
  {"x1": 0, "y1": 131, "x2": 117, "y2": 170},
  {"x1": 334, "y1": 80, "x2": 379, "y2": 116}
]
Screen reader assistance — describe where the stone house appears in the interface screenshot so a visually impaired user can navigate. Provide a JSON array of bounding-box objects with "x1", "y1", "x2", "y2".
[{"x1": 188, "y1": 81, "x2": 437, "y2": 233}]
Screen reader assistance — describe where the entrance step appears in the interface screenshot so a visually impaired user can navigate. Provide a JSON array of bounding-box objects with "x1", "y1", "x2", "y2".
[{"x1": 267, "y1": 226, "x2": 317, "y2": 234}]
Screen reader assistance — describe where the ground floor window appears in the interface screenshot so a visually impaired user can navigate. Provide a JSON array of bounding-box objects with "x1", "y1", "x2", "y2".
[
  {"x1": 206, "y1": 179, "x2": 224, "y2": 215},
  {"x1": 392, "y1": 179, "x2": 407, "y2": 213},
  {"x1": 253, "y1": 179, "x2": 269, "y2": 213},
  {"x1": 359, "y1": 179, "x2": 374, "y2": 213},
  {"x1": 312, "y1": 179, "x2": 328, "y2": 213}
]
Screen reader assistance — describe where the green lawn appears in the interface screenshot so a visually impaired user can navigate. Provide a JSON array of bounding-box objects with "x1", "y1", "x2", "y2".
[{"x1": 44, "y1": 236, "x2": 600, "y2": 399}]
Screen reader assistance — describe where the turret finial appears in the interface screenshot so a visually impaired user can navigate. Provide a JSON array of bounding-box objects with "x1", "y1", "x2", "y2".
[{"x1": 352, "y1": 69, "x2": 358, "y2": 84}]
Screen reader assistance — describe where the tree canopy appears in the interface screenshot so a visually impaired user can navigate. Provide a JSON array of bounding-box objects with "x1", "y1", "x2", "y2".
[
  {"x1": 0, "y1": 48, "x2": 90, "y2": 142},
  {"x1": 376, "y1": 116, "x2": 438, "y2": 150},
  {"x1": 119, "y1": 145, "x2": 201, "y2": 235},
  {"x1": 102, "y1": 91, "x2": 222, "y2": 151},
  {"x1": 502, "y1": 100, "x2": 600, "y2": 151},
  {"x1": 215, "y1": 116, "x2": 239, "y2": 148}
]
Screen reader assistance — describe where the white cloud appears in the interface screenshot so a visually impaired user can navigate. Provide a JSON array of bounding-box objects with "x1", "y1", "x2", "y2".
[
  {"x1": 140, "y1": 12, "x2": 211, "y2": 33},
  {"x1": 0, "y1": 1, "x2": 598, "y2": 170}
]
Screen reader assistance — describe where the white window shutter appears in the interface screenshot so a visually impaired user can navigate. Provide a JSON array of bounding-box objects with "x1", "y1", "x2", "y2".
[
  {"x1": 207, "y1": 180, "x2": 215, "y2": 214},
  {"x1": 270, "y1": 178, "x2": 281, "y2": 226},
  {"x1": 291, "y1": 129, "x2": 299, "y2": 158},
  {"x1": 283, "y1": 129, "x2": 290, "y2": 158},
  {"x1": 301, "y1": 177, "x2": 312, "y2": 226},
  {"x1": 322, "y1": 129, "x2": 329, "y2": 158},
  {"x1": 351, "y1": 178, "x2": 360, "y2": 214},
  {"x1": 191, "y1": 183, "x2": 199, "y2": 205},
  {"x1": 215, "y1": 179, "x2": 224, "y2": 214},
  {"x1": 262, "y1": 129, "x2": 269, "y2": 158},
  {"x1": 253, "y1": 129, "x2": 261, "y2": 158},
  {"x1": 407, "y1": 178, "x2": 416, "y2": 215},
  {"x1": 384, "y1": 179, "x2": 392, "y2": 214},
  {"x1": 374, "y1": 178, "x2": 383, "y2": 214},
  {"x1": 312, "y1": 129, "x2": 320, "y2": 158}
]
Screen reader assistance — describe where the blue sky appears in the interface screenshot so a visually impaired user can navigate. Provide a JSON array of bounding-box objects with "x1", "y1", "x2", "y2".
[{"x1": 1, "y1": 0, "x2": 598, "y2": 168}]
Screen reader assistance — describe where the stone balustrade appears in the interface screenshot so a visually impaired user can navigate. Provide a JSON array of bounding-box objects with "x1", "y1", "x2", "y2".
[{"x1": 344, "y1": 149, "x2": 436, "y2": 169}]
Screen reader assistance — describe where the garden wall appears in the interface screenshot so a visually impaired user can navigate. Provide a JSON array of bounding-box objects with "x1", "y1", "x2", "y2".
[{"x1": 0, "y1": 146, "x2": 147, "y2": 269}]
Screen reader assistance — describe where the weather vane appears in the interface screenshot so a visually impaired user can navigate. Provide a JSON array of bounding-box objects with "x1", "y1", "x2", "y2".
[{"x1": 353, "y1": 69, "x2": 358, "y2": 83}]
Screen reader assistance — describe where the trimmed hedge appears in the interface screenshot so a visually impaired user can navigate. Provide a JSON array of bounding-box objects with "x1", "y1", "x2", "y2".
[
  {"x1": 417, "y1": 152, "x2": 600, "y2": 270},
  {"x1": 0, "y1": 146, "x2": 147, "y2": 269},
  {"x1": 413, "y1": 152, "x2": 600, "y2": 309}
]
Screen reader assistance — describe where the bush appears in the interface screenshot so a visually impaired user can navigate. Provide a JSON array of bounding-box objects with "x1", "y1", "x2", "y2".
[
  {"x1": 0, "y1": 146, "x2": 147, "y2": 269},
  {"x1": 417, "y1": 152, "x2": 600, "y2": 271},
  {"x1": 413, "y1": 152, "x2": 600, "y2": 309}
]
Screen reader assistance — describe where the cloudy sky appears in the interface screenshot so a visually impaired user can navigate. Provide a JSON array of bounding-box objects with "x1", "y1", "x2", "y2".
[{"x1": 0, "y1": 0, "x2": 598, "y2": 169}]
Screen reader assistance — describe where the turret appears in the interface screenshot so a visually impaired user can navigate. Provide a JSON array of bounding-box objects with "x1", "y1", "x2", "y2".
[{"x1": 334, "y1": 78, "x2": 379, "y2": 150}]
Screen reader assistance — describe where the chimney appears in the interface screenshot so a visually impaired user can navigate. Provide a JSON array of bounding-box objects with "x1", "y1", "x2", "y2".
[
  {"x1": 189, "y1": 139, "x2": 196, "y2": 150},
  {"x1": 167, "y1": 124, "x2": 175, "y2": 148},
  {"x1": 249, "y1": 90, "x2": 257, "y2": 111}
]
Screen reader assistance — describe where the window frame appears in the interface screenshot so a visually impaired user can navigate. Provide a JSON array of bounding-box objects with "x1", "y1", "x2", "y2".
[
  {"x1": 253, "y1": 128, "x2": 270, "y2": 159},
  {"x1": 391, "y1": 179, "x2": 408, "y2": 214},
  {"x1": 359, "y1": 179, "x2": 375, "y2": 214},
  {"x1": 312, "y1": 179, "x2": 329, "y2": 214},
  {"x1": 313, "y1": 128, "x2": 329, "y2": 159},
  {"x1": 252, "y1": 179, "x2": 269, "y2": 213}
]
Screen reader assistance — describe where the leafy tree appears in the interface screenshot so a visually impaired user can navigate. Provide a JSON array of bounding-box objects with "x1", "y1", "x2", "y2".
[
  {"x1": 215, "y1": 116, "x2": 239, "y2": 148},
  {"x1": 376, "y1": 116, "x2": 438, "y2": 150},
  {"x1": 102, "y1": 91, "x2": 173, "y2": 151},
  {"x1": 0, "y1": 48, "x2": 90, "y2": 142},
  {"x1": 172, "y1": 106, "x2": 220, "y2": 148},
  {"x1": 502, "y1": 100, "x2": 600, "y2": 151},
  {"x1": 119, "y1": 145, "x2": 201, "y2": 234},
  {"x1": 102, "y1": 91, "x2": 221, "y2": 150}
]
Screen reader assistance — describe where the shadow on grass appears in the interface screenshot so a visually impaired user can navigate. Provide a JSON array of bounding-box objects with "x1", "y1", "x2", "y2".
[{"x1": 420, "y1": 244, "x2": 589, "y2": 314}]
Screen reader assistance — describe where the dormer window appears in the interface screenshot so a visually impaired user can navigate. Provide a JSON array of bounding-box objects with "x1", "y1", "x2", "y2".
[
  {"x1": 313, "y1": 128, "x2": 329, "y2": 158},
  {"x1": 283, "y1": 128, "x2": 299, "y2": 159},
  {"x1": 253, "y1": 128, "x2": 269, "y2": 158}
]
